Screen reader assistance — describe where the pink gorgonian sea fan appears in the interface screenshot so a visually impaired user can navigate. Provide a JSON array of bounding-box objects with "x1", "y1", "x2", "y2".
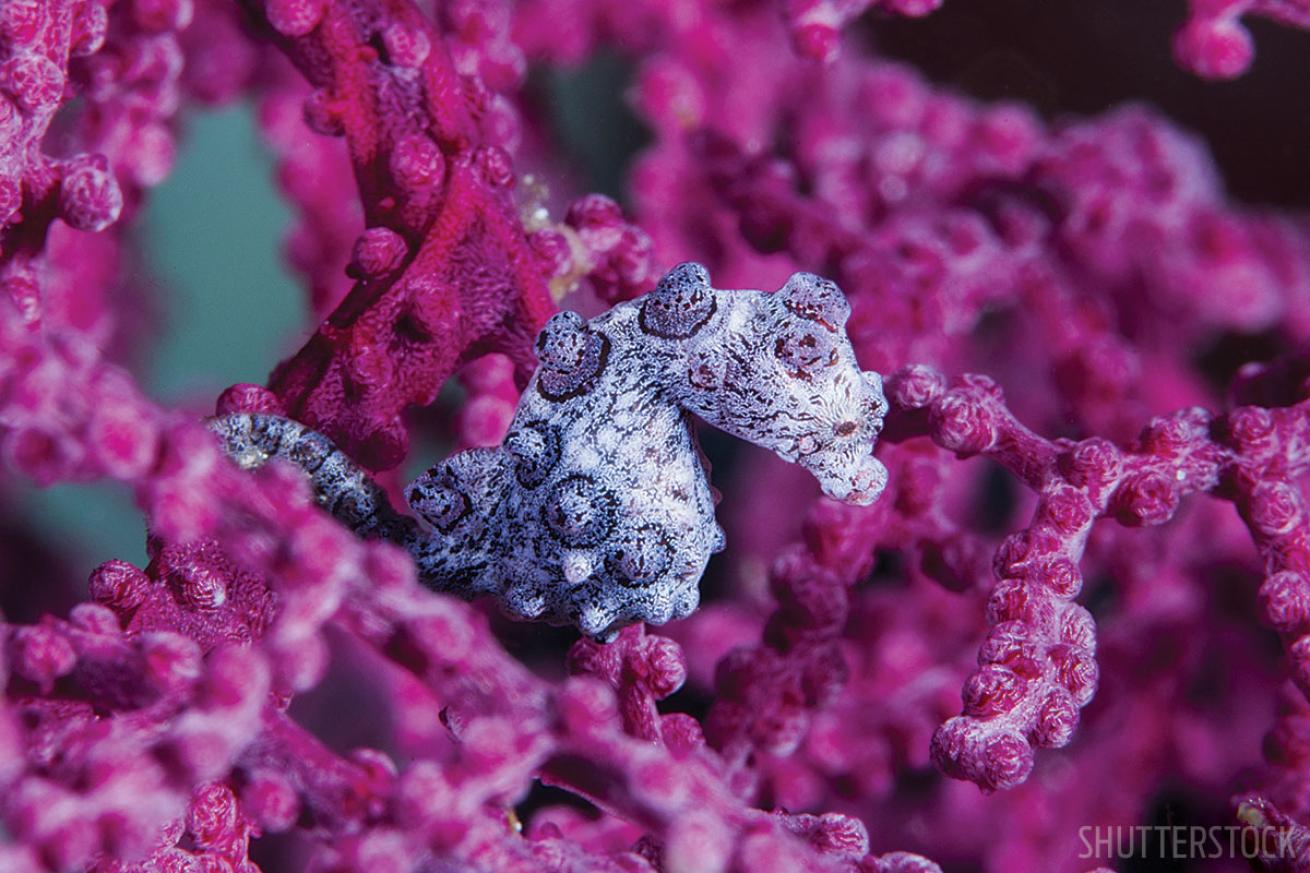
[{"x1": 2, "y1": 0, "x2": 1310, "y2": 871}]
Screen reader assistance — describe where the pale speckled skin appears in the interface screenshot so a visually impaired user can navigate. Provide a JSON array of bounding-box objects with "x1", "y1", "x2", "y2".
[{"x1": 209, "y1": 264, "x2": 888, "y2": 640}]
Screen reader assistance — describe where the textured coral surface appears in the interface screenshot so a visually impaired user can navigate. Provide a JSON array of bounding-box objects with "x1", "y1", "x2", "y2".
[{"x1": 3, "y1": 0, "x2": 1310, "y2": 871}]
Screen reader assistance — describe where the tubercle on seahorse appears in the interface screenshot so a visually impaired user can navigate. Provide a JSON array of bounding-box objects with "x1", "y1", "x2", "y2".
[{"x1": 209, "y1": 263, "x2": 888, "y2": 640}]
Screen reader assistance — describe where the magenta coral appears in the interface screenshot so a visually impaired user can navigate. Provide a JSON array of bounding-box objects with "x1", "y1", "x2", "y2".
[
  {"x1": 1175, "y1": 0, "x2": 1310, "y2": 79},
  {"x1": 232, "y1": 0, "x2": 556, "y2": 471},
  {"x1": 3, "y1": 0, "x2": 1310, "y2": 871}
]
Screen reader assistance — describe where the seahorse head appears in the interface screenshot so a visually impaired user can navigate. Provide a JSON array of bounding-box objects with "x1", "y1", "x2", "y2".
[{"x1": 652, "y1": 264, "x2": 890, "y2": 506}]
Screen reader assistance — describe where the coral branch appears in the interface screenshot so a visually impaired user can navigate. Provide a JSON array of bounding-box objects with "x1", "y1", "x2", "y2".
[
  {"x1": 880, "y1": 363, "x2": 1309, "y2": 791},
  {"x1": 1176, "y1": 0, "x2": 1310, "y2": 79},
  {"x1": 233, "y1": 0, "x2": 555, "y2": 470}
]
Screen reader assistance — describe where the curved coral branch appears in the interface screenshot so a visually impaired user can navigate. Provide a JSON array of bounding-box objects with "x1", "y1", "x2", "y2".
[
  {"x1": 232, "y1": 0, "x2": 556, "y2": 470},
  {"x1": 1176, "y1": 0, "x2": 1310, "y2": 79},
  {"x1": 880, "y1": 362, "x2": 1310, "y2": 791}
]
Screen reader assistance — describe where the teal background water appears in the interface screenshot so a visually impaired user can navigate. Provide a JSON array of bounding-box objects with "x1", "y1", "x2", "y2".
[{"x1": 12, "y1": 106, "x2": 305, "y2": 572}]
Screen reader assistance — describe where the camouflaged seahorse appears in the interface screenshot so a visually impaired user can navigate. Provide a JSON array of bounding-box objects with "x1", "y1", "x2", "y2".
[{"x1": 209, "y1": 263, "x2": 889, "y2": 640}]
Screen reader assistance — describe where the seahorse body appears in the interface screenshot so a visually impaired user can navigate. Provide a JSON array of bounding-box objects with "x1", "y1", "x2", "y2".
[{"x1": 210, "y1": 263, "x2": 888, "y2": 640}]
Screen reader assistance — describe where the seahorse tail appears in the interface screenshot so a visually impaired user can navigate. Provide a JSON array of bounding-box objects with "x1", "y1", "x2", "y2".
[{"x1": 207, "y1": 413, "x2": 416, "y2": 543}]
